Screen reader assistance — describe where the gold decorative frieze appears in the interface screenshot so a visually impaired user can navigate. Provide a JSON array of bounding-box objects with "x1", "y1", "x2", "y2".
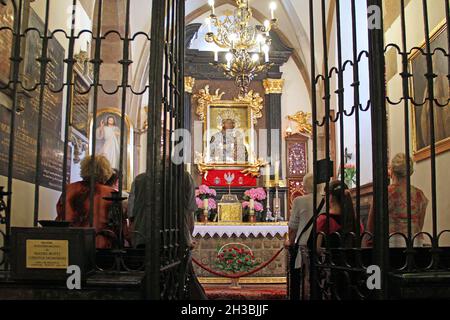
[
  {"x1": 287, "y1": 111, "x2": 312, "y2": 135},
  {"x1": 263, "y1": 78, "x2": 285, "y2": 94},
  {"x1": 194, "y1": 85, "x2": 225, "y2": 121},
  {"x1": 235, "y1": 90, "x2": 264, "y2": 125},
  {"x1": 184, "y1": 76, "x2": 195, "y2": 94}
]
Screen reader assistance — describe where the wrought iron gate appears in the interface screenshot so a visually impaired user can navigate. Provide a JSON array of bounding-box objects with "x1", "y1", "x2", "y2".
[
  {"x1": 306, "y1": 0, "x2": 450, "y2": 300},
  {"x1": 0, "y1": 0, "x2": 186, "y2": 300}
]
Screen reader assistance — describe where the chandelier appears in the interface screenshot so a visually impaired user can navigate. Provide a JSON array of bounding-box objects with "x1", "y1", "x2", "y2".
[{"x1": 205, "y1": 0, "x2": 277, "y2": 95}]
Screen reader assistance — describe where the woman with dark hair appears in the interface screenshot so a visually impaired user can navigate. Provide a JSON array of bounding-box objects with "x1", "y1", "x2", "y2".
[{"x1": 316, "y1": 180, "x2": 363, "y2": 248}]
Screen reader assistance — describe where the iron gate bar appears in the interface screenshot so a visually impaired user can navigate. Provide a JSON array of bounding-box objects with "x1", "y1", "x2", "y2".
[
  {"x1": 399, "y1": 0, "x2": 415, "y2": 270},
  {"x1": 146, "y1": 0, "x2": 166, "y2": 300},
  {"x1": 309, "y1": 0, "x2": 319, "y2": 301},
  {"x1": 5, "y1": 0, "x2": 23, "y2": 261},
  {"x1": 367, "y1": 0, "x2": 389, "y2": 300},
  {"x1": 422, "y1": 0, "x2": 440, "y2": 270},
  {"x1": 33, "y1": 0, "x2": 50, "y2": 227},
  {"x1": 60, "y1": 0, "x2": 77, "y2": 222},
  {"x1": 88, "y1": 0, "x2": 104, "y2": 228},
  {"x1": 351, "y1": 0, "x2": 362, "y2": 244},
  {"x1": 118, "y1": 0, "x2": 132, "y2": 197}
]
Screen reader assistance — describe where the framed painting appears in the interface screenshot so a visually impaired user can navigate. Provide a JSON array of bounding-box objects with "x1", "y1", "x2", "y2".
[
  {"x1": 89, "y1": 108, "x2": 134, "y2": 191},
  {"x1": 410, "y1": 21, "x2": 450, "y2": 162}
]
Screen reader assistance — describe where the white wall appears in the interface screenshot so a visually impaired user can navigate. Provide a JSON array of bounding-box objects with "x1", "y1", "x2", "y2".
[
  {"x1": 280, "y1": 57, "x2": 312, "y2": 177},
  {"x1": 334, "y1": 0, "x2": 372, "y2": 185},
  {"x1": 386, "y1": 0, "x2": 450, "y2": 245}
]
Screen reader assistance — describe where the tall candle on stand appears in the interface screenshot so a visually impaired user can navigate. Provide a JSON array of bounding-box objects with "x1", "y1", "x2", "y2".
[
  {"x1": 249, "y1": 199, "x2": 256, "y2": 223},
  {"x1": 274, "y1": 161, "x2": 280, "y2": 186},
  {"x1": 203, "y1": 198, "x2": 209, "y2": 223},
  {"x1": 265, "y1": 164, "x2": 270, "y2": 187}
]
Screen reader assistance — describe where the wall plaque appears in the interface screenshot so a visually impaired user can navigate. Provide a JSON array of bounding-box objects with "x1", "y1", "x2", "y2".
[
  {"x1": 26, "y1": 239, "x2": 68, "y2": 269},
  {"x1": 0, "y1": 8, "x2": 68, "y2": 191}
]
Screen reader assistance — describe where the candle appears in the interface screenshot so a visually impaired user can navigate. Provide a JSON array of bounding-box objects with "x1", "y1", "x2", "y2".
[
  {"x1": 203, "y1": 198, "x2": 209, "y2": 211},
  {"x1": 206, "y1": 17, "x2": 212, "y2": 33},
  {"x1": 208, "y1": 0, "x2": 215, "y2": 15},
  {"x1": 265, "y1": 164, "x2": 270, "y2": 187},
  {"x1": 249, "y1": 199, "x2": 255, "y2": 210},
  {"x1": 270, "y1": 2, "x2": 277, "y2": 20},
  {"x1": 274, "y1": 161, "x2": 280, "y2": 185},
  {"x1": 214, "y1": 50, "x2": 218, "y2": 62}
]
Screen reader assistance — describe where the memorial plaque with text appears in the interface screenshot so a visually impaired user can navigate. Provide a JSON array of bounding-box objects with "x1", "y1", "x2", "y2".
[{"x1": 0, "y1": 9, "x2": 68, "y2": 191}]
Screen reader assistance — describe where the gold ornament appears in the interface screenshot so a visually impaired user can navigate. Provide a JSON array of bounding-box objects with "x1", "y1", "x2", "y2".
[
  {"x1": 287, "y1": 111, "x2": 313, "y2": 135},
  {"x1": 194, "y1": 85, "x2": 226, "y2": 121},
  {"x1": 263, "y1": 79, "x2": 285, "y2": 94},
  {"x1": 185, "y1": 76, "x2": 195, "y2": 94}
]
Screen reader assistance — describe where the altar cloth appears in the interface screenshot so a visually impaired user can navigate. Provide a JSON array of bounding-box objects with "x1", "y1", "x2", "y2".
[{"x1": 193, "y1": 224, "x2": 288, "y2": 238}]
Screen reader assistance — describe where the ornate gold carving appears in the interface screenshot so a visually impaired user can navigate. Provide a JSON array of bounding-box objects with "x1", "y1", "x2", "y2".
[
  {"x1": 235, "y1": 90, "x2": 264, "y2": 125},
  {"x1": 184, "y1": 76, "x2": 195, "y2": 94},
  {"x1": 263, "y1": 79, "x2": 285, "y2": 94},
  {"x1": 240, "y1": 159, "x2": 269, "y2": 178},
  {"x1": 287, "y1": 111, "x2": 313, "y2": 135},
  {"x1": 193, "y1": 85, "x2": 225, "y2": 121},
  {"x1": 218, "y1": 203, "x2": 243, "y2": 223}
]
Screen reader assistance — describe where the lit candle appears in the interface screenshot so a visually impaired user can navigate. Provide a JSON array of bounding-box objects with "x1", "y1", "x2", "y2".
[
  {"x1": 263, "y1": 44, "x2": 269, "y2": 62},
  {"x1": 270, "y1": 2, "x2": 277, "y2": 20},
  {"x1": 249, "y1": 198, "x2": 255, "y2": 210},
  {"x1": 274, "y1": 161, "x2": 280, "y2": 185},
  {"x1": 206, "y1": 17, "x2": 212, "y2": 33},
  {"x1": 208, "y1": 0, "x2": 215, "y2": 15},
  {"x1": 265, "y1": 164, "x2": 270, "y2": 187}
]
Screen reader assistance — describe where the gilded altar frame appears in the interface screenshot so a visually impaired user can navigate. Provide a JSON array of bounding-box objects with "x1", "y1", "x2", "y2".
[{"x1": 194, "y1": 85, "x2": 267, "y2": 177}]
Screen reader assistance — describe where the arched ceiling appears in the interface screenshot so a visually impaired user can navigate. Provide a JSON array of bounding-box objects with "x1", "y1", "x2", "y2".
[{"x1": 78, "y1": 0, "x2": 337, "y2": 125}]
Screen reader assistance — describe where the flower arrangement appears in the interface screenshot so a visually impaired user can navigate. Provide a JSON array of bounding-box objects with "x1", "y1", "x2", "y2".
[
  {"x1": 195, "y1": 185, "x2": 217, "y2": 221},
  {"x1": 242, "y1": 187, "x2": 266, "y2": 222},
  {"x1": 344, "y1": 163, "x2": 356, "y2": 188},
  {"x1": 214, "y1": 244, "x2": 259, "y2": 274}
]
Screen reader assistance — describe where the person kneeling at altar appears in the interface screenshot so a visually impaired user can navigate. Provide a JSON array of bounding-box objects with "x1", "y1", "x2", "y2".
[{"x1": 56, "y1": 155, "x2": 128, "y2": 249}]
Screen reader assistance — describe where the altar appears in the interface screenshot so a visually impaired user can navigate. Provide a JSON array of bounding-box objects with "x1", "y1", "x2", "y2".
[{"x1": 192, "y1": 222, "x2": 288, "y2": 284}]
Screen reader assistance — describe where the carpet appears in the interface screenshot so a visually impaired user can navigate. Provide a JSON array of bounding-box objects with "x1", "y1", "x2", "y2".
[{"x1": 204, "y1": 284, "x2": 287, "y2": 300}]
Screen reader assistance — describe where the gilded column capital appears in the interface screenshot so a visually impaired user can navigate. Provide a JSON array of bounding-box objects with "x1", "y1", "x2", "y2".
[
  {"x1": 185, "y1": 76, "x2": 195, "y2": 94},
  {"x1": 263, "y1": 78, "x2": 285, "y2": 94}
]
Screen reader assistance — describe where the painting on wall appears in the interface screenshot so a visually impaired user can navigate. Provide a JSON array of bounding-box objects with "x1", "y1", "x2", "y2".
[
  {"x1": 410, "y1": 21, "x2": 450, "y2": 161},
  {"x1": 89, "y1": 109, "x2": 133, "y2": 190}
]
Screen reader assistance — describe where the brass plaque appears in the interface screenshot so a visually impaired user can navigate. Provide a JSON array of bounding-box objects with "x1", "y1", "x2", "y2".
[
  {"x1": 218, "y1": 203, "x2": 243, "y2": 223},
  {"x1": 26, "y1": 240, "x2": 69, "y2": 269}
]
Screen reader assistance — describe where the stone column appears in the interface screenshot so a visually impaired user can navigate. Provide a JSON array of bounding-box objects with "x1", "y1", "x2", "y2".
[{"x1": 263, "y1": 78, "x2": 284, "y2": 178}]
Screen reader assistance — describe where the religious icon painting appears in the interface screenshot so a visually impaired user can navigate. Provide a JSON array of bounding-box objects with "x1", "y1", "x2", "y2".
[
  {"x1": 89, "y1": 108, "x2": 134, "y2": 191},
  {"x1": 409, "y1": 21, "x2": 450, "y2": 161}
]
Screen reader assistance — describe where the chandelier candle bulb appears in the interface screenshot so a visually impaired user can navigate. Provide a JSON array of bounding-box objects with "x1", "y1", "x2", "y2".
[
  {"x1": 208, "y1": 0, "x2": 215, "y2": 15},
  {"x1": 270, "y1": 2, "x2": 277, "y2": 20}
]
